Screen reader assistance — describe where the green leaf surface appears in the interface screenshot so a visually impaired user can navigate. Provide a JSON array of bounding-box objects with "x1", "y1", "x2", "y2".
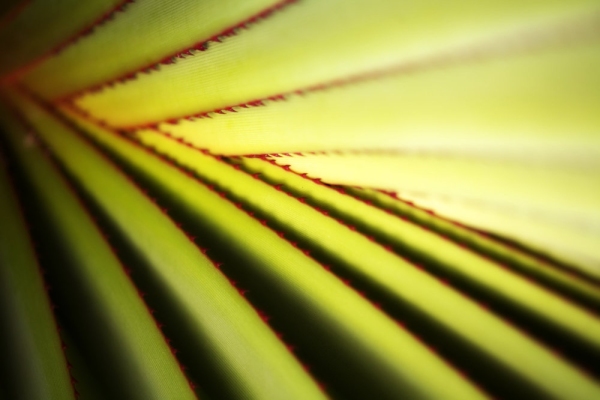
[
  {"x1": 0, "y1": 142, "x2": 75, "y2": 400},
  {"x1": 343, "y1": 185, "x2": 600, "y2": 303},
  {"x1": 132, "y1": 129, "x2": 600, "y2": 399},
  {"x1": 0, "y1": 105, "x2": 198, "y2": 400},
  {"x1": 6, "y1": 89, "x2": 326, "y2": 400},
  {"x1": 53, "y1": 94, "x2": 493, "y2": 400}
]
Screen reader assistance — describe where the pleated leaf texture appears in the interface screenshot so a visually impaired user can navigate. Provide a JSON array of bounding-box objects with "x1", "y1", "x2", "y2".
[{"x1": 0, "y1": 0, "x2": 599, "y2": 399}]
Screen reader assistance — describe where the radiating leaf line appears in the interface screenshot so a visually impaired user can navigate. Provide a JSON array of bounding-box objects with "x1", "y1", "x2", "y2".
[
  {"x1": 230, "y1": 155, "x2": 600, "y2": 315},
  {"x1": 77, "y1": 10, "x2": 600, "y2": 133},
  {"x1": 71, "y1": 0, "x2": 600, "y2": 128},
  {"x1": 0, "y1": 138, "x2": 75, "y2": 400},
  {"x1": 50, "y1": 89, "x2": 499, "y2": 400},
  {"x1": 245, "y1": 150, "x2": 600, "y2": 289},
  {"x1": 134, "y1": 128, "x2": 600, "y2": 377},
  {"x1": 0, "y1": 103, "x2": 200, "y2": 400},
  {"x1": 8, "y1": 86, "x2": 328, "y2": 400},
  {"x1": 345, "y1": 186, "x2": 600, "y2": 289},
  {"x1": 50, "y1": 0, "x2": 300, "y2": 103},
  {"x1": 61, "y1": 102, "x2": 600, "y2": 396},
  {"x1": 1, "y1": 0, "x2": 134, "y2": 84}
]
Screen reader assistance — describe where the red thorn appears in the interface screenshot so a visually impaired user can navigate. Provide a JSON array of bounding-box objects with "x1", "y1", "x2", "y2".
[{"x1": 257, "y1": 310, "x2": 271, "y2": 322}]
